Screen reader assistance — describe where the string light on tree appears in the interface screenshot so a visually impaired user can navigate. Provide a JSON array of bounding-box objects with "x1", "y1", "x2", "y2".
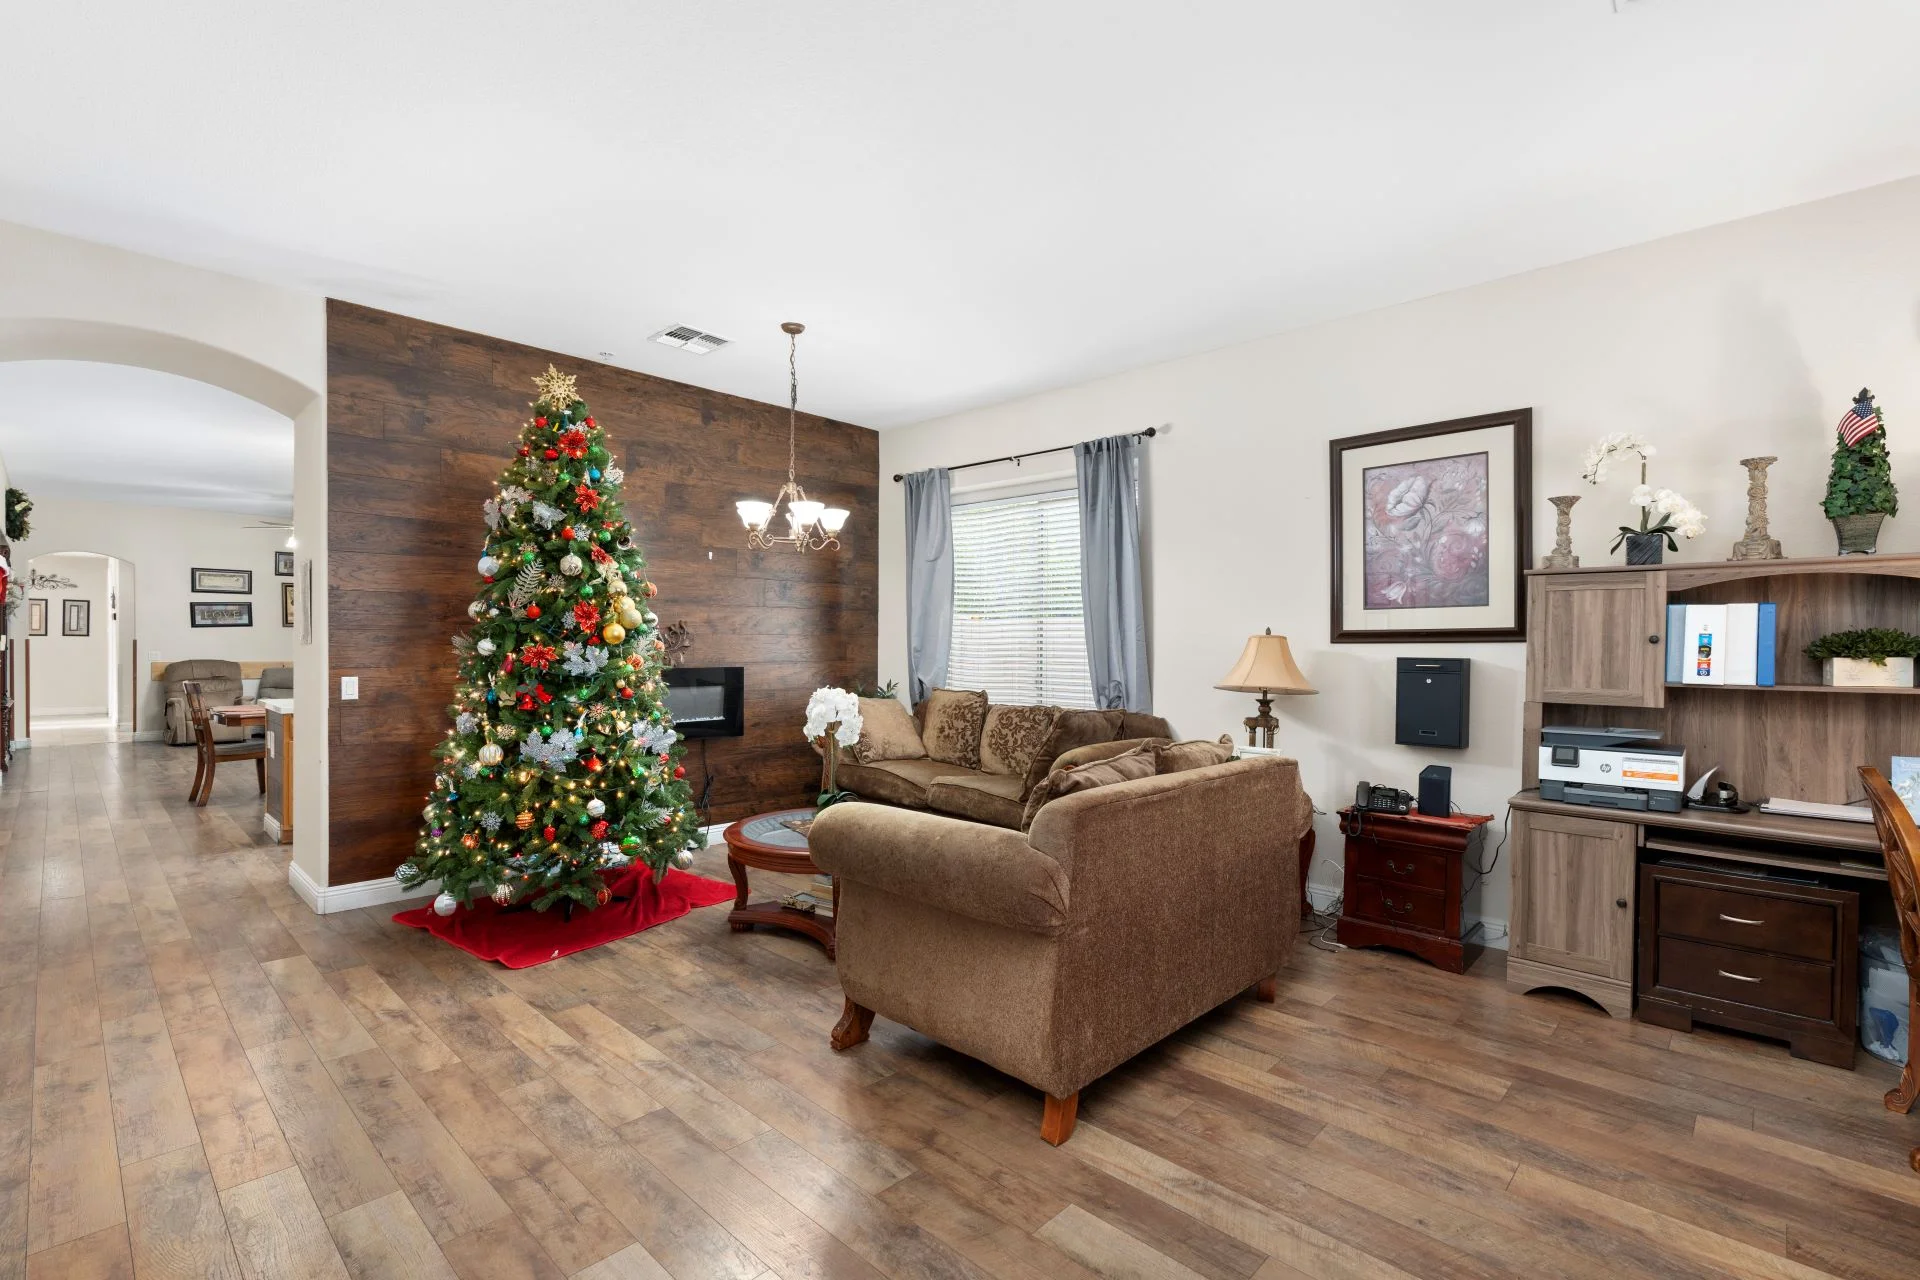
[{"x1": 394, "y1": 365, "x2": 702, "y2": 912}]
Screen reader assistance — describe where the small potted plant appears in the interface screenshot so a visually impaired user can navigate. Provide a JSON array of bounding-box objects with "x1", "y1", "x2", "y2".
[
  {"x1": 1582, "y1": 434, "x2": 1706, "y2": 564},
  {"x1": 1803, "y1": 628, "x2": 1920, "y2": 688},
  {"x1": 803, "y1": 686, "x2": 863, "y2": 808},
  {"x1": 1822, "y1": 389, "x2": 1896, "y2": 555}
]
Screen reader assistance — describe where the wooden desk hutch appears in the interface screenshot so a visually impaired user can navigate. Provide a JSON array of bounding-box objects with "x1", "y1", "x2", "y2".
[{"x1": 1509, "y1": 554, "x2": 1905, "y2": 1066}]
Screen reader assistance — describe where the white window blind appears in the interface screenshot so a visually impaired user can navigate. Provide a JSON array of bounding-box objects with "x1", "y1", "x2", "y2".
[{"x1": 948, "y1": 488, "x2": 1095, "y2": 709}]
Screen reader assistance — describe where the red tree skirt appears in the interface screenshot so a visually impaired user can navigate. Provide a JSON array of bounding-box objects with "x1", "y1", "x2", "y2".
[{"x1": 393, "y1": 864, "x2": 735, "y2": 968}]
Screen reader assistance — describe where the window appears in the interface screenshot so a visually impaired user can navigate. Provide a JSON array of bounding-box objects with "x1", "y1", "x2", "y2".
[{"x1": 948, "y1": 488, "x2": 1094, "y2": 708}]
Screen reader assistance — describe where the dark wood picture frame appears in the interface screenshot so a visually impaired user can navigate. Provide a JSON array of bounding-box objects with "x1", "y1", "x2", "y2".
[
  {"x1": 26, "y1": 598, "x2": 45, "y2": 637},
  {"x1": 191, "y1": 567, "x2": 252, "y2": 594},
  {"x1": 190, "y1": 601, "x2": 253, "y2": 628},
  {"x1": 1330, "y1": 408, "x2": 1532, "y2": 643},
  {"x1": 62, "y1": 599, "x2": 90, "y2": 637},
  {"x1": 281, "y1": 581, "x2": 295, "y2": 628},
  {"x1": 274, "y1": 550, "x2": 295, "y2": 577}
]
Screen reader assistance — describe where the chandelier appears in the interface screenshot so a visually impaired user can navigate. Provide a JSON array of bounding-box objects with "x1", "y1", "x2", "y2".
[{"x1": 735, "y1": 322, "x2": 848, "y2": 551}]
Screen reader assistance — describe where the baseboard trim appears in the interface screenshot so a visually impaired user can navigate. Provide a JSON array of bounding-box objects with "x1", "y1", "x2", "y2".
[
  {"x1": 132, "y1": 729, "x2": 164, "y2": 743},
  {"x1": 289, "y1": 861, "x2": 437, "y2": 916},
  {"x1": 34, "y1": 706, "x2": 108, "y2": 718}
]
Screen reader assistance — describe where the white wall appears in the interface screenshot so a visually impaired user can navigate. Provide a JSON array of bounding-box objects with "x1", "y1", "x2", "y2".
[
  {"x1": 21, "y1": 498, "x2": 294, "y2": 730},
  {"x1": 879, "y1": 175, "x2": 1920, "y2": 937},
  {"x1": 26, "y1": 552, "x2": 110, "y2": 717}
]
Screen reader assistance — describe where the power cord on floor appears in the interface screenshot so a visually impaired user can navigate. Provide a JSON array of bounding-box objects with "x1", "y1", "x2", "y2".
[
  {"x1": 696, "y1": 739, "x2": 715, "y2": 829},
  {"x1": 1463, "y1": 802, "x2": 1511, "y2": 899}
]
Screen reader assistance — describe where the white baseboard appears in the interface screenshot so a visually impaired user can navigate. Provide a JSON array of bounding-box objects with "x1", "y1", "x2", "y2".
[
  {"x1": 132, "y1": 729, "x2": 164, "y2": 742},
  {"x1": 9, "y1": 738, "x2": 27, "y2": 751},
  {"x1": 263, "y1": 814, "x2": 285, "y2": 843},
  {"x1": 1303, "y1": 883, "x2": 1508, "y2": 951},
  {"x1": 289, "y1": 861, "x2": 437, "y2": 915},
  {"x1": 34, "y1": 706, "x2": 108, "y2": 719}
]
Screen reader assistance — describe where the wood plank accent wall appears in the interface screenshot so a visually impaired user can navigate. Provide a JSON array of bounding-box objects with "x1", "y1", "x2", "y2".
[{"x1": 326, "y1": 301, "x2": 878, "y2": 887}]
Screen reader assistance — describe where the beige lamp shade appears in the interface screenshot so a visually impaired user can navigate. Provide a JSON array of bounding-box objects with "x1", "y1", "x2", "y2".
[{"x1": 1216, "y1": 629, "x2": 1316, "y2": 695}]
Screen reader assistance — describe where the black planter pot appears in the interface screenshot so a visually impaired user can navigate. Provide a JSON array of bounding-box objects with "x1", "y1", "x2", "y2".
[{"x1": 1623, "y1": 532, "x2": 1666, "y2": 565}]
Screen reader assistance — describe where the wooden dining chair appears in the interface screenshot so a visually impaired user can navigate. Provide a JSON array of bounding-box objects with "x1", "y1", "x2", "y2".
[
  {"x1": 1858, "y1": 765, "x2": 1920, "y2": 1174},
  {"x1": 180, "y1": 679, "x2": 265, "y2": 806}
]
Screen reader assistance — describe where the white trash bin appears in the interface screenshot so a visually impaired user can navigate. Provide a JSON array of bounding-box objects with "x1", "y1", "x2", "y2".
[{"x1": 1860, "y1": 926, "x2": 1909, "y2": 1066}]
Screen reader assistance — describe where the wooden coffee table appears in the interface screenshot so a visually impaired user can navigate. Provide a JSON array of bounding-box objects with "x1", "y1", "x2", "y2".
[{"x1": 722, "y1": 807, "x2": 836, "y2": 957}]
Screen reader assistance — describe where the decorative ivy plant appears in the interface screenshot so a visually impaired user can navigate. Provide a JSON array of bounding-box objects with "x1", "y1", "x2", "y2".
[
  {"x1": 1803, "y1": 628, "x2": 1920, "y2": 665},
  {"x1": 3, "y1": 487, "x2": 29, "y2": 541},
  {"x1": 1822, "y1": 389, "x2": 1898, "y2": 519}
]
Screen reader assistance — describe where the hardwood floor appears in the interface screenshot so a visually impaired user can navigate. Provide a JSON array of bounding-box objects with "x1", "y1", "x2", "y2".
[{"x1": 2, "y1": 738, "x2": 1916, "y2": 1279}]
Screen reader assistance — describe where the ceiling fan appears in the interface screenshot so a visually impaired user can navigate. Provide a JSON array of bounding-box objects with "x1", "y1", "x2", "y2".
[{"x1": 243, "y1": 518, "x2": 296, "y2": 547}]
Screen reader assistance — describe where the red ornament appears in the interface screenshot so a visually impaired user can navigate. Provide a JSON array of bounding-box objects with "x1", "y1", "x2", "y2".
[
  {"x1": 516, "y1": 693, "x2": 535, "y2": 711},
  {"x1": 644, "y1": 581, "x2": 657, "y2": 597},
  {"x1": 574, "y1": 484, "x2": 602, "y2": 513},
  {"x1": 535, "y1": 416, "x2": 547, "y2": 428},
  {"x1": 619, "y1": 686, "x2": 633, "y2": 699},
  {"x1": 501, "y1": 654, "x2": 516, "y2": 674},
  {"x1": 590, "y1": 544, "x2": 612, "y2": 564},
  {"x1": 543, "y1": 825, "x2": 557, "y2": 842},
  {"x1": 525, "y1": 604, "x2": 541, "y2": 619},
  {"x1": 543, "y1": 448, "x2": 559, "y2": 460},
  {"x1": 595, "y1": 886, "x2": 612, "y2": 906},
  {"x1": 586, "y1": 756, "x2": 603, "y2": 772},
  {"x1": 517, "y1": 445, "x2": 530, "y2": 458},
  {"x1": 560, "y1": 525, "x2": 575, "y2": 541},
  {"x1": 534, "y1": 684, "x2": 553, "y2": 704},
  {"x1": 559, "y1": 428, "x2": 589, "y2": 458},
  {"x1": 584, "y1": 417, "x2": 596, "y2": 428},
  {"x1": 591, "y1": 820, "x2": 610, "y2": 839},
  {"x1": 673, "y1": 765, "x2": 686, "y2": 780}
]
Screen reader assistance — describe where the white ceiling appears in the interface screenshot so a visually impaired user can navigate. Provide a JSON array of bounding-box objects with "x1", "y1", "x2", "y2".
[
  {"x1": 0, "y1": 362, "x2": 293, "y2": 517},
  {"x1": 2, "y1": 2, "x2": 1918, "y2": 429}
]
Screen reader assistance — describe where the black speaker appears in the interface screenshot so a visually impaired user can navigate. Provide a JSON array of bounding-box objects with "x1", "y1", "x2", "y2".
[
  {"x1": 1418, "y1": 765, "x2": 1453, "y2": 817},
  {"x1": 1395, "y1": 657, "x2": 1470, "y2": 749}
]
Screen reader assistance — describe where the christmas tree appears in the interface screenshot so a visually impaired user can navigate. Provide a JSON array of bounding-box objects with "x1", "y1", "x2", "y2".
[
  {"x1": 399, "y1": 365, "x2": 702, "y2": 914},
  {"x1": 1822, "y1": 388, "x2": 1897, "y2": 521}
]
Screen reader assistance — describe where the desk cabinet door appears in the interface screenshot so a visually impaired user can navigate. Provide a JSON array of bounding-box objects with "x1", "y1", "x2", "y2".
[
  {"x1": 1526, "y1": 572, "x2": 1666, "y2": 707},
  {"x1": 1510, "y1": 810, "x2": 1636, "y2": 982}
]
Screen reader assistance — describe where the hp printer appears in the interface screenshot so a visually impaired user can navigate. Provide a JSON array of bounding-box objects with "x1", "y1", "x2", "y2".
[{"x1": 1538, "y1": 725, "x2": 1686, "y2": 813}]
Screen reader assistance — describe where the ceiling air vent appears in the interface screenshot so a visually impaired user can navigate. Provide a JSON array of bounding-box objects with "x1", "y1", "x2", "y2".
[{"x1": 650, "y1": 325, "x2": 730, "y2": 354}]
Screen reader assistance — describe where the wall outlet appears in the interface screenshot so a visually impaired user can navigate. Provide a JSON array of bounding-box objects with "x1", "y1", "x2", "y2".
[{"x1": 340, "y1": 676, "x2": 359, "y2": 701}]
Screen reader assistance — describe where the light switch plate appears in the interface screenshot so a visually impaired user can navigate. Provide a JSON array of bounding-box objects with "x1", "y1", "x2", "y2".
[{"x1": 340, "y1": 676, "x2": 359, "y2": 701}]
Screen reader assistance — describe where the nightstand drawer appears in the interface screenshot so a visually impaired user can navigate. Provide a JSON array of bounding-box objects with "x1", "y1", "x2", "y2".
[
  {"x1": 1654, "y1": 880, "x2": 1834, "y2": 962},
  {"x1": 1348, "y1": 877, "x2": 1447, "y2": 932},
  {"x1": 1350, "y1": 841, "x2": 1449, "y2": 893},
  {"x1": 1654, "y1": 937, "x2": 1833, "y2": 1021}
]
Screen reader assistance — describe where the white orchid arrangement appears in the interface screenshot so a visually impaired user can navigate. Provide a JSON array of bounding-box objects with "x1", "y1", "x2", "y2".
[
  {"x1": 1582, "y1": 432, "x2": 1706, "y2": 553},
  {"x1": 803, "y1": 687, "x2": 863, "y2": 807}
]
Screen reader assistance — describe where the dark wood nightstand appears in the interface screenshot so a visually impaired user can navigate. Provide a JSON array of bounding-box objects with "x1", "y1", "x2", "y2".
[{"x1": 1335, "y1": 806, "x2": 1491, "y2": 972}]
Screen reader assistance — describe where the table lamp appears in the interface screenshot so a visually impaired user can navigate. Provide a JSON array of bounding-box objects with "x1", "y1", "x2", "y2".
[{"x1": 1216, "y1": 628, "x2": 1316, "y2": 748}]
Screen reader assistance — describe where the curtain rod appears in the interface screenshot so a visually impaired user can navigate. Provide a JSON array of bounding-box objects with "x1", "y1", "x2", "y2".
[{"x1": 891, "y1": 427, "x2": 1157, "y2": 482}]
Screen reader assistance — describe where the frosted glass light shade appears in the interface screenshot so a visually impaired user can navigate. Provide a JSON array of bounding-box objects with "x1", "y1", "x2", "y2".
[
  {"x1": 790, "y1": 499, "x2": 826, "y2": 526},
  {"x1": 819, "y1": 508, "x2": 849, "y2": 533},
  {"x1": 735, "y1": 499, "x2": 774, "y2": 529}
]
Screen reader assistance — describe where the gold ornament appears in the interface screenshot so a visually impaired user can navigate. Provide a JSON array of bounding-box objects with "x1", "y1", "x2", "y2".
[
  {"x1": 532, "y1": 364, "x2": 579, "y2": 411},
  {"x1": 617, "y1": 604, "x2": 644, "y2": 629},
  {"x1": 515, "y1": 810, "x2": 535, "y2": 830},
  {"x1": 602, "y1": 622, "x2": 627, "y2": 645}
]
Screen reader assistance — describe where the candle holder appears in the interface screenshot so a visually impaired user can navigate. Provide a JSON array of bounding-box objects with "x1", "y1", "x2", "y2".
[
  {"x1": 1728, "y1": 456, "x2": 1784, "y2": 561},
  {"x1": 1542, "y1": 495, "x2": 1581, "y2": 569}
]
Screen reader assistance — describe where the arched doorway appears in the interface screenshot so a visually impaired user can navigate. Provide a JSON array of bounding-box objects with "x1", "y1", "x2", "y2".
[{"x1": 16, "y1": 549, "x2": 136, "y2": 742}]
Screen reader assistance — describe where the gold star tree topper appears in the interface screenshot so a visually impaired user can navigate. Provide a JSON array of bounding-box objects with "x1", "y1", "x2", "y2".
[{"x1": 531, "y1": 364, "x2": 579, "y2": 412}]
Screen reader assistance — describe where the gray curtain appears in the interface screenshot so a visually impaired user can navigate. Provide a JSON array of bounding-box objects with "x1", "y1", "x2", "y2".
[
  {"x1": 1075, "y1": 435, "x2": 1151, "y2": 712},
  {"x1": 903, "y1": 467, "x2": 953, "y2": 705}
]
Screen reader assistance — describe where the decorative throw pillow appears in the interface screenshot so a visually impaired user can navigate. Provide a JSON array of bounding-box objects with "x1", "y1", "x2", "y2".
[
  {"x1": 1020, "y1": 709, "x2": 1124, "y2": 797},
  {"x1": 1153, "y1": 736, "x2": 1236, "y2": 774},
  {"x1": 1021, "y1": 744, "x2": 1159, "y2": 829},
  {"x1": 920, "y1": 688, "x2": 989, "y2": 769},
  {"x1": 979, "y1": 705, "x2": 1064, "y2": 778},
  {"x1": 852, "y1": 697, "x2": 927, "y2": 763}
]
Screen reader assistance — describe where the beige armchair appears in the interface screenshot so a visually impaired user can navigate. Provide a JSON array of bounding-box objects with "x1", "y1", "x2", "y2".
[
  {"x1": 161, "y1": 660, "x2": 246, "y2": 745},
  {"x1": 810, "y1": 754, "x2": 1310, "y2": 1143}
]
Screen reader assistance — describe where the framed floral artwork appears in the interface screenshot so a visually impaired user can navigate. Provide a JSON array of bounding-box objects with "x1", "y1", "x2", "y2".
[{"x1": 1329, "y1": 409, "x2": 1532, "y2": 643}]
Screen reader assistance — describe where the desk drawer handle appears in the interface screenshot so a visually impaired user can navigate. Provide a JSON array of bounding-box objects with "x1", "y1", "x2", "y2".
[
  {"x1": 1716, "y1": 969, "x2": 1761, "y2": 983},
  {"x1": 1386, "y1": 860, "x2": 1411, "y2": 875},
  {"x1": 1382, "y1": 897, "x2": 1415, "y2": 915},
  {"x1": 1718, "y1": 913, "x2": 1764, "y2": 926}
]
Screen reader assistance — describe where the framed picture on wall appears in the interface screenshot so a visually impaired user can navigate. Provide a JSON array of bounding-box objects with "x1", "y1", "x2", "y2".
[
  {"x1": 26, "y1": 598, "x2": 45, "y2": 636},
  {"x1": 274, "y1": 550, "x2": 294, "y2": 577},
  {"x1": 62, "y1": 599, "x2": 90, "y2": 637},
  {"x1": 191, "y1": 567, "x2": 252, "y2": 594},
  {"x1": 191, "y1": 600, "x2": 253, "y2": 628},
  {"x1": 281, "y1": 581, "x2": 295, "y2": 627},
  {"x1": 1329, "y1": 408, "x2": 1532, "y2": 643}
]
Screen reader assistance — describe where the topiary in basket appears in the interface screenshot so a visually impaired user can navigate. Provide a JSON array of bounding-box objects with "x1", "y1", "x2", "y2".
[
  {"x1": 1804, "y1": 627, "x2": 1920, "y2": 687},
  {"x1": 1823, "y1": 389, "x2": 1896, "y2": 554}
]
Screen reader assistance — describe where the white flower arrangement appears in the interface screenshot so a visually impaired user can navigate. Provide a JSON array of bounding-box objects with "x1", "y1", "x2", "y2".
[
  {"x1": 804, "y1": 687, "x2": 863, "y2": 808},
  {"x1": 1584, "y1": 433, "x2": 1704, "y2": 553}
]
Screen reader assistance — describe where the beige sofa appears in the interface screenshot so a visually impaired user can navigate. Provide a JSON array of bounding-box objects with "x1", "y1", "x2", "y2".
[
  {"x1": 160, "y1": 659, "x2": 249, "y2": 745},
  {"x1": 811, "y1": 755, "x2": 1310, "y2": 1143},
  {"x1": 832, "y1": 704, "x2": 1176, "y2": 830}
]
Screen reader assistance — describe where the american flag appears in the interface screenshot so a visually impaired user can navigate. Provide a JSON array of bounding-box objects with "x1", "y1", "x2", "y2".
[{"x1": 1839, "y1": 397, "x2": 1880, "y2": 447}]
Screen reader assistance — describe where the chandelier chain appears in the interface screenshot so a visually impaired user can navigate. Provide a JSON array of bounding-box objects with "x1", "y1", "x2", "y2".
[{"x1": 787, "y1": 328, "x2": 799, "y2": 484}]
